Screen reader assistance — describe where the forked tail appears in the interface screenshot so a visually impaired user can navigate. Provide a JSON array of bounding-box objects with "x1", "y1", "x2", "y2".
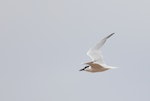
[{"x1": 107, "y1": 66, "x2": 119, "y2": 69}]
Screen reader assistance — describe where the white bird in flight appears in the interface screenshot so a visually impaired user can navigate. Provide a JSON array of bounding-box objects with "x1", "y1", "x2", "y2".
[{"x1": 80, "y1": 33, "x2": 118, "y2": 73}]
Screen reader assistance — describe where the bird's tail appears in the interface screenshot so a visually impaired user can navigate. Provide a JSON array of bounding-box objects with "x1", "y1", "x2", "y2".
[{"x1": 107, "y1": 66, "x2": 119, "y2": 69}]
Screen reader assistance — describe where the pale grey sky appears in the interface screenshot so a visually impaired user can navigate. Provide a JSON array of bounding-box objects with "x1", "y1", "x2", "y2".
[{"x1": 0, "y1": 0, "x2": 150, "y2": 101}]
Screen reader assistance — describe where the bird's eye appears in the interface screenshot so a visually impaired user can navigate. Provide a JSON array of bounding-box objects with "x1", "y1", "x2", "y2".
[{"x1": 85, "y1": 66, "x2": 89, "y2": 68}]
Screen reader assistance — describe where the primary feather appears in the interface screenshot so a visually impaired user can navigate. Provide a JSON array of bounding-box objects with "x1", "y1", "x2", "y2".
[{"x1": 87, "y1": 33, "x2": 115, "y2": 65}]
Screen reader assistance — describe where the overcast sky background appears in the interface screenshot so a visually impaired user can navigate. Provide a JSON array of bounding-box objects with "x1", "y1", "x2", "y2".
[{"x1": 0, "y1": 0, "x2": 150, "y2": 101}]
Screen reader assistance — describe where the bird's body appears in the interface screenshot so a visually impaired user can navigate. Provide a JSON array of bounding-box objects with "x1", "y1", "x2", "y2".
[
  {"x1": 80, "y1": 33, "x2": 118, "y2": 73},
  {"x1": 84, "y1": 62, "x2": 109, "y2": 72}
]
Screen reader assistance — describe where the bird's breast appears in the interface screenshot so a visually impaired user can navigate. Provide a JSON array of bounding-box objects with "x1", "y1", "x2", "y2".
[{"x1": 86, "y1": 63, "x2": 109, "y2": 72}]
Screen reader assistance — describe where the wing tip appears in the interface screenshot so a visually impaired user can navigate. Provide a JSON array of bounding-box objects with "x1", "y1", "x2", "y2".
[{"x1": 106, "y1": 33, "x2": 115, "y2": 39}]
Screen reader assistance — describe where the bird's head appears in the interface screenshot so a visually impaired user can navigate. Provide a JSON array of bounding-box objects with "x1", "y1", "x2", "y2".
[{"x1": 79, "y1": 65, "x2": 91, "y2": 71}]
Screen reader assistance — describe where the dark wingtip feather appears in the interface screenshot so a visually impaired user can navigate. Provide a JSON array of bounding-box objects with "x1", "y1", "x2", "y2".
[{"x1": 106, "y1": 33, "x2": 115, "y2": 38}]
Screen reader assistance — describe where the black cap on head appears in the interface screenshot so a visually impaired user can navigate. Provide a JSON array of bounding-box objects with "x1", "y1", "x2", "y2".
[{"x1": 79, "y1": 66, "x2": 89, "y2": 71}]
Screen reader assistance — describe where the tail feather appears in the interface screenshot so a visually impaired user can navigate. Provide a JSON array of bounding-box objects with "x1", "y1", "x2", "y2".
[{"x1": 106, "y1": 66, "x2": 119, "y2": 69}]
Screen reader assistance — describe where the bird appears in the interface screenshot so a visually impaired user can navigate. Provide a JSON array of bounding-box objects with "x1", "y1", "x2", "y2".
[{"x1": 79, "y1": 33, "x2": 118, "y2": 73}]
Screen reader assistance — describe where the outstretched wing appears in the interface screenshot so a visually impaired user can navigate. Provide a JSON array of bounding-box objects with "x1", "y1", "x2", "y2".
[{"x1": 87, "y1": 33, "x2": 115, "y2": 64}]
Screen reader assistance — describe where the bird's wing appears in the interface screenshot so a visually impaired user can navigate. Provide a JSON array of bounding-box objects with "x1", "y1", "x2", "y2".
[{"x1": 86, "y1": 33, "x2": 115, "y2": 64}]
